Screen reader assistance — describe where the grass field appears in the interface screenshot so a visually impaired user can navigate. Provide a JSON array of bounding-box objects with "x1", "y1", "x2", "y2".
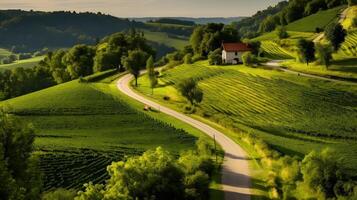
[
  {"x1": 135, "y1": 61, "x2": 357, "y2": 175},
  {"x1": 0, "y1": 48, "x2": 12, "y2": 59},
  {"x1": 286, "y1": 6, "x2": 345, "y2": 32},
  {"x1": 143, "y1": 30, "x2": 189, "y2": 50},
  {"x1": 339, "y1": 30, "x2": 357, "y2": 57},
  {"x1": 0, "y1": 56, "x2": 45, "y2": 71},
  {"x1": 0, "y1": 77, "x2": 201, "y2": 191}
]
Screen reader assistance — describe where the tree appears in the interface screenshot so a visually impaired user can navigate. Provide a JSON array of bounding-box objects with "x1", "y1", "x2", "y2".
[
  {"x1": 348, "y1": 0, "x2": 357, "y2": 6},
  {"x1": 297, "y1": 39, "x2": 315, "y2": 66},
  {"x1": 122, "y1": 50, "x2": 149, "y2": 87},
  {"x1": 315, "y1": 43, "x2": 333, "y2": 68},
  {"x1": 242, "y1": 52, "x2": 257, "y2": 67},
  {"x1": 184, "y1": 54, "x2": 193, "y2": 64},
  {"x1": 0, "y1": 111, "x2": 42, "y2": 200},
  {"x1": 325, "y1": 23, "x2": 347, "y2": 51},
  {"x1": 248, "y1": 41, "x2": 261, "y2": 56},
  {"x1": 42, "y1": 188, "x2": 77, "y2": 200},
  {"x1": 277, "y1": 26, "x2": 289, "y2": 39},
  {"x1": 208, "y1": 49, "x2": 222, "y2": 65},
  {"x1": 177, "y1": 79, "x2": 203, "y2": 106},
  {"x1": 146, "y1": 56, "x2": 157, "y2": 94},
  {"x1": 63, "y1": 45, "x2": 95, "y2": 79},
  {"x1": 298, "y1": 149, "x2": 354, "y2": 199}
]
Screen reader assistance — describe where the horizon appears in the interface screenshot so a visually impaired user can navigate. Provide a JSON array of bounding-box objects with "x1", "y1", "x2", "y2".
[{"x1": 0, "y1": 0, "x2": 283, "y2": 18}]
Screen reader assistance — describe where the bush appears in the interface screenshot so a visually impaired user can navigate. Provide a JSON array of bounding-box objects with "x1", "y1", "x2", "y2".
[
  {"x1": 242, "y1": 52, "x2": 257, "y2": 66},
  {"x1": 42, "y1": 188, "x2": 77, "y2": 200},
  {"x1": 315, "y1": 43, "x2": 333, "y2": 68},
  {"x1": 353, "y1": 17, "x2": 357, "y2": 28},
  {"x1": 184, "y1": 53, "x2": 193, "y2": 64},
  {"x1": 208, "y1": 49, "x2": 222, "y2": 65},
  {"x1": 277, "y1": 26, "x2": 289, "y2": 39}
]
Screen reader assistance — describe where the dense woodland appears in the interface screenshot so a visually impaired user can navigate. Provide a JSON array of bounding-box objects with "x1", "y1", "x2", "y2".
[{"x1": 0, "y1": 10, "x2": 191, "y2": 53}]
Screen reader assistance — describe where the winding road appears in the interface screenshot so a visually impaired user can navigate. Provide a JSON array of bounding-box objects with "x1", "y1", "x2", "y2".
[{"x1": 117, "y1": 73, "x2": 252, "y2": 200}]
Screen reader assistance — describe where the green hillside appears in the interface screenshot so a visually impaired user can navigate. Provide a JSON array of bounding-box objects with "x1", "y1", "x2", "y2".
[
  {"x1": 136, "y1": 61, "x2": 357, "y2": 173},
  {"x1": 0, "y1": 77, "x2": 198, "y2": 191},
  {"x1": 0, "y1": 56, "x2": 44, "y2": 71},
  {"x1": 286, "y1": 6, "x2": 345, "y2": 32},
  {"x1": 144, "y1": 31, "x2": 189, "y2": 50}
]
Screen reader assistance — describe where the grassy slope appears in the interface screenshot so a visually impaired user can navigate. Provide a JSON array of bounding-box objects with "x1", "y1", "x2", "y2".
[
  {"x1": 136, "y1": 61, "x2": 357, "y2": 175},
  {"x1": 0, "y1": 48, "x2": 12, "y2": 59},
  {"x1": 342, "y1": 6, "x2": 357, "y2": 29},
  {"x1": 286, "y1": 6, "x2": 345, "y2": 32},
  {"x1": 143, "y1": 30, "x2": 189, "y2": 50},
  {"x1": 0, "y1": 56, "x2": 45, "y2": 71},
  {"x1": 0, "y1": 78, "x2": 199, "y2": 191}
]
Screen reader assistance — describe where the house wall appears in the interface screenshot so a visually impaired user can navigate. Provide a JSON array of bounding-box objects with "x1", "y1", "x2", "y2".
[{"x1": 222, "y1": 50, "x2": 245, "y2": 64}]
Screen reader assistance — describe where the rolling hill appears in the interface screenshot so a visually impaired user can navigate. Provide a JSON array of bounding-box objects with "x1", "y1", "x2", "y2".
[{"x1": 0, "y1": 75, "x2": 198, "y2": 190}]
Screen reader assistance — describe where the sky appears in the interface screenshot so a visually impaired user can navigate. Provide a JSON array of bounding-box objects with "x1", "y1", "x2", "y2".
[{"x1": 0, "y1": 0, "x2": 283, "y2": 18}]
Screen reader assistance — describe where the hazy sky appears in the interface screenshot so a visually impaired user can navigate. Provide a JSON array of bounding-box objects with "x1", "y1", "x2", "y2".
[{"x1": 0, "y1": 0, "x2": 283, "y2": 17}]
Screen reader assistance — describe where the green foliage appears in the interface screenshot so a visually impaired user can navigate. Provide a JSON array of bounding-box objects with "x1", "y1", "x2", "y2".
[
  {"x1": 348, "y1": 0, "x2": 357, "y2": 6},
  {"x1": 242, "y1": 52, "x2": 257, "y2": 66},
  {"x1": 42, "y1": 188, "x2": 77, "y2": 200},
  {"x1": 1, "y1": 79, "x2": 197, "y2": 190},
  {"x1": 353, "y1": 17, "x2": 357, "y2": 27},
  {"x1": 75, "y1": 142, "x2": 213, "y2": 200},
  {"x1": 94, "y1": 31, "x2": 155, "y2": 72},
  {"x1": 184, "y1": 54, "x2": 193, "y2": 64},
  {"x1": 0, "y1": 111, "x2": 42, "y2": 200},
  {"x1": 297, "y1": 149, "x2": 356, "y2": 199},
  {"x1": 297, "y1": 39, "x2": 315, "y2": 65},
  {"x1": 247, "y1": 41, "x2": 261, "y2": 56},
  {"x1": 146, "y1": 56, "x2": 157, "y2": 94},
  {"x1": 315, "y1": 43, "x2": 334, "y2": 67},
  {"x1": 122, "y1": 50, "x2": 150, "y2": 86},
  {"x1": 177, "y1": 79, "x2": 203, "y2": 106},
  {"x1": 190, "y1": 24, "x2": 240, "y2": 57},
  {"x1": 325, "y1": 22, "x2": 348, "y2": 51},
  {"x1": 277, "y1": 26, "x2": 289, "y2": 39},
  {"x1": 63, "y1": 45, "x2": 96, "y2": 79},
  {"x1": 208, "y1": 49, "x2": 222, "y2": 65}
]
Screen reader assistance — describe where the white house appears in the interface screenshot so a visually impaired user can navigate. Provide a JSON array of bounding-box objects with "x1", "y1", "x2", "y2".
[{"x1": 222, "y1": 43, "x2": 251, "y2": 64}]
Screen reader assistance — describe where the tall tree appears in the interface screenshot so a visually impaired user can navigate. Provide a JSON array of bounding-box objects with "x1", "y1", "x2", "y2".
[
  {"x1": 63, "y1": 45, "x2": 95, "y2": 79},
  {"x1": 315, "y1": 43, "x2": 333, "y2": 68},
  {"x1": 325, "y1": 23, "x2": 347, "y2": 51},
  {"x1": 146, "y1": 56, "x2": 157, "y2": 94},
  {"x1": 177, "y1": 79, "x2": 203, "y2": 106},
  {"x1": 297, "y1": 39, "x2": 315, "y2": 66},
  {"x1": 122, "y1": 50, "x2": 149, "y2": 87},
  {"x1": 0, "y1": 111, "x2": 42, "y2": 200}
]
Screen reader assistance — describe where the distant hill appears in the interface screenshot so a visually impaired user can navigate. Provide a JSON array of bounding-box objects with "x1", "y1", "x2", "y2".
[
  {"x1": 131, "y1": 17, "x2": 245, "y2": 25},
  {"x1": 0, "y1": 10, "x2": 189, "y2": 55}
]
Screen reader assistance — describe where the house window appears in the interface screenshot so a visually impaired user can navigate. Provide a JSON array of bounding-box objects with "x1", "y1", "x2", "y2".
[{"x1": 235, "y1": 52, "x2": 238, "y2": 56}]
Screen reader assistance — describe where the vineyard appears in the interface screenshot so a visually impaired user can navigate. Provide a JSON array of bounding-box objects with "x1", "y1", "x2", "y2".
[
  {"x1": 339, "y1": 30, "x2": 357, "y2": 57},
  {"x1": 259, "y1": 41, "x2": 295, "y2": 59},
  {"x1": 157, "y1": 61, "x2": 357, "y2": 170},
  {"x1": 1, "y1": 80, "x2": 197, "y2": 190}
]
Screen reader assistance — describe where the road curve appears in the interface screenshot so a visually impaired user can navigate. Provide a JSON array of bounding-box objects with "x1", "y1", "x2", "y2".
[{"x1": 117, "y1": 73, "x2": 252, "y2": 200}]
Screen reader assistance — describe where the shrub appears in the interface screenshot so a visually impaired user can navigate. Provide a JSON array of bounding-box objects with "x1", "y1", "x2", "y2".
[
  {"x1": 42, "y1": 188, "x2": 77, "y2": 200},
  {"x1": 208, "y1": 49, "x2": 222, "y2": 65},
  {"x1": 315, "y1": 43, "x2": 333, "y2": 68},
  {"x1": 184, "y1": 53, "x2": 193, "y2": 64},
  {"x1": 277, "y1": 26, "x2": 289, "y2": 39},
  {"x1": 242, "y1": 52, "x2": 257, "y2": 66}
]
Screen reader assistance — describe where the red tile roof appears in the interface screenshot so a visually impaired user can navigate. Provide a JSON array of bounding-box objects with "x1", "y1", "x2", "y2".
[{"x1": 222, "y1": 43, "x2": 251, "y2": 52}]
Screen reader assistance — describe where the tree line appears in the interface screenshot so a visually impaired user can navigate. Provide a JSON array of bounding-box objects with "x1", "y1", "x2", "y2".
[{"x1": 0, "y1": 30, "x2": 155, "y2": 100}]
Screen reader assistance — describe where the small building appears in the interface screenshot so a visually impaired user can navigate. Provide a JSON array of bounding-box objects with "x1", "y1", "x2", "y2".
[{"x1": 222, "y1": 43, "x2": 251, "y2": 64}]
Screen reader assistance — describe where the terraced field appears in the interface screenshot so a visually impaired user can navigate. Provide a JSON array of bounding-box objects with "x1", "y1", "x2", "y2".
[
  {"x1": 339, "y1": 30, "x2": 357, "y2": 57},
  {"x1": 157, "y1": 61, "x2": 357, "y2": 171},
  {"x1": 1, "y1": 78, "x2": 197, "y2": 190},
  {"x1": 260, "y1": 41, "x2": 295, "y2": 59}
]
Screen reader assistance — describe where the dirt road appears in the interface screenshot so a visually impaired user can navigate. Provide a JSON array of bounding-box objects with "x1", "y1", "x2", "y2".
[{"x1": 117, "y1": 73, "x2": 252, "y2": 200}]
